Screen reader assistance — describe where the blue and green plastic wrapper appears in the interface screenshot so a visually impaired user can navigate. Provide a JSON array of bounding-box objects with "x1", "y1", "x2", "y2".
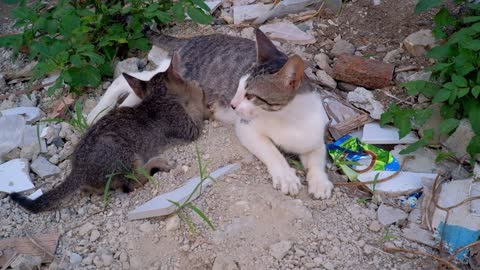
[{"x1": 327, "y1": 135, "x2": 400, "y2": 181}]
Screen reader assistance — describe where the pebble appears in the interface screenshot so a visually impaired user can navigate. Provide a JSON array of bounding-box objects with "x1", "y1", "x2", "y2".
[
  {"x1": 70, "y1": 252, "x2": 82, "y2": 265},
  {"x1": 101, "y1": 254, "x2": 114, "y2": 266},
  {"x1": 331, "y1": 38, "x2": 355, "y2": 56},
  {"x1": 79, "y1": 222, "x2": 95, "y2": 236},
  {"x1": 269, "y1": 240, "x2": 292, "y2": 260},
  {"x1": 369, "y1": 220, "x2": 382, "y2": 232},
  {"x1": 30, "y1": 156, "x2": 61, "y2": 178},
  {"x1": 140, "y1": 221, "x2": 154, "y2": 233},
  {"x1": 90, "y1": 229, "x2": 101, "y2": 242},
  {"x1": 165, "y1": 215, "x2": 180, "y2": 232}
]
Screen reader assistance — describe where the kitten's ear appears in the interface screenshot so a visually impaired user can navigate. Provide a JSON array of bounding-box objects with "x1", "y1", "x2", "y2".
[
  {"x1": 255, "y1": 28, "x2": 286, "y2": 64},
  {"x1": 166, "y1": 51, "x2": 184, "y2": 83},
  {"x1": 123, "y1": 73, "x2": 148, "y2": 99},
  {"x1": 275, "y1": 55, "x2": 305, "y2": 91}
]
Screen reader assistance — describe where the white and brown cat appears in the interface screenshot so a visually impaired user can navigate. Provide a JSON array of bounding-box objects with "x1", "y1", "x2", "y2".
[{"x1": 88, "y1": 29, "x2": 333, "y2": 199}]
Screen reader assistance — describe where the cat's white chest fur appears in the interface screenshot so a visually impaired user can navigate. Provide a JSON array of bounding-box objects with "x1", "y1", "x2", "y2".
[{"x1": 249, "y1": 91, "x2": 328, "y2": 154}]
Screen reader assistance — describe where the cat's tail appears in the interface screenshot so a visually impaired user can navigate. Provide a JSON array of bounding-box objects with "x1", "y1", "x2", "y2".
[
  {"x1": 10, "y1": 174, "x2": 79, "y2": 213},
  {"x1": 145, "y1": 30, "x2": 188, "y2": 52}
]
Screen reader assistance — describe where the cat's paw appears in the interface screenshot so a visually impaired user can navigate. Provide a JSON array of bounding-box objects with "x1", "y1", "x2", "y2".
[
  {"x1": 271, "y1": 167, "x2": 301, "y2": 195},
  {"x1": 308, "y1": 171, "x2": 333, "y2": 199}
]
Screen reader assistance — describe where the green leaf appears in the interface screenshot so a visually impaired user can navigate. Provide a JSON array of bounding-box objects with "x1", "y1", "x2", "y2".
[
  {"x1": 81, "y1": 52, "x2": 105, "y2": 65},
  {"x1": 59, "y1": 12, "x2": 80, "y2": 36},
  {"x1": 457, "y1": 87, "x2": 470, "y2": 98},
  {"x1": 415, "y1": 0, "x2": 444, "y2": 13},
  {"x1": 472, "y1": 85, "x2": 480, "y2": 98},
  {"x1": 399, "y1": 129, "x2": 433, "y2": 154},
  {"x1": 172, "y1": 2, "x2": 185, "y2": 22},
  {"x1": 439, "y1": 118, "x2": 460, "y2": 134},
  {"x1": 432, "y1": 88, "x2": 451, "y2": 103},
  {"x1": 426, "y1": 44, "x2": 452, "y2": 59},
  {"x1": 467, "y1": 135, "x2": 480, "y2": 156},
  {"x1": 443, "y1": 82, "x2": 457, "y2": 90},
  {"x1": 435, "y1": 151, "x2": 454, "y2": 162},
  {"x1": 45, "y1": 20, "x2": 58, "y2": 35},
  {"x1": 464, "y1": 16, "x2": 480, "y2": 24},
  {"x1": 191, "y1": 0, "x2": 210, "y2": 12},
  {"x1": 186, "y1": 5, "x2": 212, "y2": 25},
  {"x1": 394, "y1": 112, "x2": 412, "y2": 139},
  {"x1": 435, "y1": 8, "x2": 455, "y2": 27},
  {"x1": 466, "y1": 99, "x2": 480, "y2": 135},
  {"x1": 463, "y1": 40, "x2": 480, "y2": 51},
  {"x1": 70, "y1": 54, "x2": 82, "y2": 66},
  {"x1": 128, "y1": 38, "x2": 150, "y2": 51},
  {"x1": 0, "y1": 34, "x2": 23, "y2": 50},
  {"x1": 64, "y1": 65, "x2": 101, "y2": 87},
  {"x1": 415, "y1": 108, "x2": 433, "y2": 125},
  {"x1": 187, "y1": 203, "x2": 215, "y2": 230},
  {"x1": 452, "y1": 74, "x2": 468, "y2": 87}
]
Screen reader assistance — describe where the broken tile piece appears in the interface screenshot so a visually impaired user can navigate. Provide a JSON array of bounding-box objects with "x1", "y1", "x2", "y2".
[
  {"x1": 402, "y1": 223, "x2": 437, "y2": 247},
  {"x1": 0, "y1": 158, "x2": 34, "y2": 193},
  {"x1": 361, "y1": 122, "x2": 418, "y2": 144},
  {"x1": 1, "y1": 107, "x2": 44, "y2": 124},
  {"x1": 0, "y1": 115, "x2": 26, "y2": 161},
  {"x1": 333, "y1": 54, "x2": 394, "y2": 89},
  {"x1": 31, "y1": 156, "x2": 61, "y2": 178},
  {"x1": 357, "y1": 171, "x2": 437, "y2": 194},
  {"x1": 233, "y1": 3, "x2": 273, "y2": 24},
  {"x1": 377, "y1": 204, "x2": 408, "y2": 226},
  {"x1": 259, "y1": 21, "x2": 316, "y2": 45},
  {"x1": 20, "y1": 124, "x2": 48, "y2": 153},
  {"x1": 128, "y1": 163, "x2": 241, "y2": 220}
]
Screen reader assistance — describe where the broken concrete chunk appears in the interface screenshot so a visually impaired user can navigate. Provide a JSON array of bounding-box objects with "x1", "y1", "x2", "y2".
[
  {"x1": 315, "y1": 70, "x2": 337, "y2": 89},
  {"x1": 20, "y1": 124, "x2": 48, "y2": 154},
  {"x1": 40, "y1": 126, "x2": 60, "y2": 144},
  {"x1": 1, "y1": 107, "x2": 44, "y2": 124},
  {"x1": 331, "y1": 39, "x2": 355, "y2": 56},
  {"x1": 333, "y1": 54, "x2": 394, "y2": 89},
  {"x1": 357, "y1": 171, "x2": 437, "y2": 194},
  {"x1": 347, "y1": 87, "x2": 385, "y2": 120},
  {"x1": 0, "y1": 115, "x2": 26, "y2": 161},
  {"x1": 259, "y1": 21, "x2": 316, "y2": 45},
  {"x1": 31, "y1": 156, "x2": 61, "y2": 178},
  {"x1": 443, "y1": 119, "x2": 476, "y2": 160},
  {"x1": 233, "y1": 3, "x2": 273, "y2": 25},
  {"x1": 402, "y1": 223, "x2": 437, "y2": 247},
  {"x1": 377, "y1": 204, "x2": 408, "y2": 226},
  {"x1": 362, "y1": 122, "x2": 418, "y2": 144},
  {"x1": 128, "y1": 163, "x2": 241, "y2": 220},
  {"x1": 0, "y1": 158, "x2": 34, "y2": 193},
  {"x1": 403, "y1": 29, "x2": 436, "y2": 57}
]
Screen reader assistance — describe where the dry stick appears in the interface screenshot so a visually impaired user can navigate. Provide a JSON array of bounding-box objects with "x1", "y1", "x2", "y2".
[
  {"x1": 384, "y1": 247, "x2": 459, "y2": 270},
  {"x1": 1, "y1": 251, "x2": 18, "y2": 270},
  {"x1": 395, "y1": 65, "x2": 420, "y2": 72},
  {"x1": 383, "y1": 92, "x2": 414, "y2": 105},
  {"x1": 334, "y1": 156, "x2": 414, "y2": 187},
  {"x1": 26, "y1": 233, "x2": 55, "y2": 258},
  {"x1": 0, "y1": 81, "x2": 54, "y2": 101},
  {"x1": 292, "y1": 1, "x2": 325, "y2": 22}
]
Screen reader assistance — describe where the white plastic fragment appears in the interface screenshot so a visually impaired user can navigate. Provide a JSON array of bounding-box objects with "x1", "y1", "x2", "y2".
[
  {"x1": 128, "y1": 163, "x2": 241, "y2": 220},
  {"x1": 361, "y1": 122, "x2": 419, "y2": 144},
  {"x1": 0, "y1": 159, "x2": 34, "y2": 193},
  {"x1": 357, "y1": 171, "x2": 437, "y2": 194},
  {"x1": 1, "y1": 107, "x2": 44, "y2": 124},
  {"x1": 28, "y1": 189, "x2": 43, "y2": 200}
]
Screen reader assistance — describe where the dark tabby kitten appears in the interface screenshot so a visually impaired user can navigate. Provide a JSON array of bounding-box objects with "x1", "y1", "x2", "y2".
[{"x1": 10, "y1": 54, "x2": 207, "y2": 213}]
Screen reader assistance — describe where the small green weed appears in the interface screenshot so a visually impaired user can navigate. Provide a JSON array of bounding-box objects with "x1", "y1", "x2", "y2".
[
  {"x1": 168, "y1": 145, "x2": 216, "y2": 235},
  {"x1": 382, "y1": 226, "x2": 397, "y2": 242},
  {"x1": 356, "y1": 196, "x2": 371, "y2": 205}
]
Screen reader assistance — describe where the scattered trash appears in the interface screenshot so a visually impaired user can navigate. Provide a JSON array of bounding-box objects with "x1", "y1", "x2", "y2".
[
  {"x1": 361, "y1": 122, "x2": 419, "y2": 145},
  {"x1": 357, "y1": 171, "x2": 437, "y2": 194},
  {"x1": 403, "y1": 29, "x2": 436, "y2": 57},
  {"x1": 0, "y1": 159, "x2": 34, "y2": 193},
  {"x1": 399, "y1": 192, "x2": 422, "y2": 210},
  {"x1": 259, "y1": 21, "x2": 316, "y2": 45},
  {"x1": 128, "y1": 163, "x2": 241, "y2": 220},
  {"x1": 377, "y1": 204, "x2": 408, "y2": 226},
  {"x1": 333, "y1": 54, "x2": 395, "y2": 89},
  {"x1": 0, "y1": 232, "x2": 60, "y2": 267},
  {"x1": 0, "y1": 115, "x2": 26, "y2": 161},
  {"x1": 347, "y1": 87, "x2": 385, "y2": 120},
  {"x1": 1, "y1": 107, "x2": 44, "y2": 124},
  {"x1": 431, "y1": 178, "x2": 480, "y2": 261}
]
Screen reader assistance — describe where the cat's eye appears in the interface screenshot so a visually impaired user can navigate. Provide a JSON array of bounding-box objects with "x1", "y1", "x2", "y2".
[{"x1": 245, "y1": 93, "x2": 256, "y2": 100}]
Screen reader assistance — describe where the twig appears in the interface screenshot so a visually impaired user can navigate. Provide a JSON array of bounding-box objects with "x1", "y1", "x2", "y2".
[
  {"x1": 26, "y1": 233, "x2": 55, "y2": 258},
  {"x1": 383, "y1": 92, "x2": 414, "y2": 105},
  {"x1": 334, "y1": 156, "x2": 414, "y2": 187},
  {"x1": 395, "y1": 66, "x2": 420, "y2": 73},
  {"x1": 292, "y1": 1, "x2": 325, "y2": 22},
  {"x1": 383, "y1": 247, "x2": 459, "y2": 270},
  {"x1": 1, "y1": 251, "x2": 18, "y2": 270},
  {"x1": 435, "y1": 196, "x2": 480, "y2": 211}
]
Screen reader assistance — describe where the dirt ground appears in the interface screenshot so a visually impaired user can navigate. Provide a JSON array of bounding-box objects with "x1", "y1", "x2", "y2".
[{"x1": 0, "y1": 0, "x2": 448, "y2": 269}]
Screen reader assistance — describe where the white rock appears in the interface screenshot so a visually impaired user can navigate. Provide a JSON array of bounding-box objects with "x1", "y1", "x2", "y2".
[
  {"x1": 377, "y1": 204, "x2": 408, "y2": 226},
  {"x1": 315, "y1": 70, "x2": 337, "y2": 89},
  {"x1": 403, "y1": 29, "x2": 436, "y2": 57},
  {"x1": 70, "y1": 253, "x2": 82, "y2": 265},
  {"x1": 0, "y1": 159, "x2": 33, "y2": 193},
  {"x1": 444, "y1": 119, "x2": 476, "y2": 160},
  {"x1": 358, "y1": 171, "x2": 437, "y2": 194},
  {"x1": 233, "y1": 3, "x2": 273, "y2": 25},
  {"x1": 240, "y1": 27, "x2": 255, "y2": 40},
  {"x1": 369, "y1": 220, "x2": 382, "y2": 232},
  {"x1": 82, "y1": 99, "x2": 98, "y2": 116},
  {"x1": 10, "y1": 255, "x2": 42, "y2": 270},
  {"x1": 101, "y1": 254, "x2": 113, "y2": 266},
  {"x1": 314, "y1": 53, "x2": 332, "y2": 73},
  {"x1": 0, "y1": 115, "x2": 26, "y2": 161},
  {"x1": 20, "y1": 124, "x2": 47, "y2": 152},
  {"x1": 27, "y1": 189, "x2": 43, "y2": 200},
  {"x1": 259, "y1": 21, "x2": 316, "y2": 45},
  {"x1": 40, "y1": 126, "x2": 60, "y2": 144},
  {"x1": 1, "y1": 107, "x2": 44, "y2": 124},
  {"x1": 347, "y1": 87, "x2": 385, "y2": 119},
  {"x1": 78, "y1": 222, "x2": 95, "y2": 236},
  {"x1": 233, "y1": 0, "x2": 255, "y2": 6},
  {"x1": 90, "y1": 230, "x2": 101, "y2": 242},
  {"x1": 18, "y1": 94, "x2": 37, "y2": 107},
  {"x1": 31, "y1": 156, "x2": 61, "y2": 178},
  {"x1": 165, "y1": 215, "x2": 180, "y2": 232},
  {"x1": 331, "y1": 38, "x2": 355, "y2": 56},
  {"x1": 373, "y1": 0, "x2": 381, "y2": 5},
  {"x1": 269, "y1": 240, "x2": 292, "y2": 260},
  {"x1": 383, "y1": 48, "x2": 403, "y2": 63}
]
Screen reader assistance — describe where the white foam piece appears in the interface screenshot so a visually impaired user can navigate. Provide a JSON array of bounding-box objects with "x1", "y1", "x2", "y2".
[
  {"x1": 362, "y1": 122, "x2": 419, "y2": 144},
  {"x1": 128, "y1": 163, "x2": 241, "y2": 220}
]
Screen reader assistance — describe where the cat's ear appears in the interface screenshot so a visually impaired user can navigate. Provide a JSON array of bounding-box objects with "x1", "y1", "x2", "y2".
[
  {"x1": 123, "y1": 73, "x2": 148, "y2": 99},
  {"x1": 275, "y1": 55, "x2": 305, "y2": 91},
  {"x1": 166, "y1": 51, "x2": 184, "y2": 83},
  {"x1": 255, "y1": 28, "x2": 285, "y2": 64}
]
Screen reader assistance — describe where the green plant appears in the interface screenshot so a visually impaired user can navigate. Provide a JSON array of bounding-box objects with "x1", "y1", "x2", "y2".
[
  {"x1": 168, "y1": 145, "x2": 216, "y2": 235},
  {"x1": 381, "y1": 0, "x2": 480, "y2": 159},
  {"x1": 0, "y1": 0, "x2": 212, "y2": 94},
  {"x1": 382, "y1": 226, "x2": 396, "y2": 242}
]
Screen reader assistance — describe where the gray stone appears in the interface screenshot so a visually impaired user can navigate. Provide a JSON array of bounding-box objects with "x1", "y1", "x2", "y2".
[
  {"x1": 407, "y1": 71, "x2": 431, "y2": 82},
  {"x1": 0, "y1": 73, "x2": 6, "y2": 89},
  {"x1": 233, "y1": 0, "x2": 255, "y2": 6},
  {"x1": 20, "y1": 124, "x2": 47, "y2": 153},
  {"x1": 40, "y1": 126, "x2": 60, "y2": 144},
  {"x1": 0, "y1": 115, "x2": 26, "y2": 161},
  {"x1": 403, "y1": 29, "x2": 436, "y2": 57},
  {"x1": 269, "y1": 240, "x2": 292, "y2": 260},
  {"x1": 314, "y1": 53, "x2": 332, "y2": 74},
  {"x1": 369, "y1": 220, "x2": 382, "y2": 232},
  {"x1": 78, "y1": 222, "x2": 95, "y2": 236},
  {"x1": 331, "y1": 38, "x2": 355, "y2": 56},
  {"x1": 31, "y1": 156, "x2": 61, "y2": 178},
  {"x1": 82, "y1": 99, "x2": 97, "y2": 116},
  {"x1": 18, "y1": 94, "x2": 37, "y2": 107},
  {"x1": 240, "y1": 27, "x2": 255, "y2": 40},
  {"x1": 10, "y1": 255, "x2": 42, "y2": 270},
  {"x1": 165, "y1": 215, "x2": 180, "y2": 232},
  {"x1": 20, "y1": 143, "x2": 40, "y2": 161},
  {"x1": 322, "y1": 261, "x2": 335, "y2": 270},
  {"x1": 212, "y1": 255, "x2": 240, "y2": 270},
  {"x1": 1, "y1": 106, "x2": 44, "y2": 124},
  {"x1": 114, "y1": 58, "x2": 141, "y2": 79},
  {"x1": 377, "y1": 204, "x2": 408, "y2": 226},
  {"x1": 259, "y1": 21, "x2": 316, "y2": 45},
  {"x1": 233, "y1": 3, "x2": 273, "y2": 25},
  {"x1": 315, "y1": 70, "x2": 337, "y2": 89},
  {"x1": 347, "y1": 87, "x2": 385, "y2": 119},
  {"x1": 70, "y1": 252, "x2": 82, "y2": 265},
  {"x1": 383, "y1": 48, "x2": 403, "y2": 64},
  {"x1": 101, "y1": 254, "x2": 114, "y2": 266},
  {"x1": 139, "y1": 222, "x2": 154, "y2": 233},
  {"x1": 444, "y1": 119, "x2": 476, "y2": 160},
  {"x1": 337, "y1": 82, "x2": 357, "y2": 92},
  {"x1": 90, "y1": 229, "x2": 101, "y2": 242}
]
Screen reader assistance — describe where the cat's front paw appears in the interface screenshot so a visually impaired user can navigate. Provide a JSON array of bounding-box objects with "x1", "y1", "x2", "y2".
[
  {"x1": 308, "y1": 171, "x2": 333, "y2": 199},
  {"x1": 271, "y1": 167, "x2": 301, "y2": 195}
]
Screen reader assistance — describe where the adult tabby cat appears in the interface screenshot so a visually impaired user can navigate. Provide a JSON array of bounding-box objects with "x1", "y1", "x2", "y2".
[
  {"x1": 88, "y1": 29, "x2": 333, "y2": 199},
  {"x1": 10, "y1": 54, "x2": 207, "y2": 213}
]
